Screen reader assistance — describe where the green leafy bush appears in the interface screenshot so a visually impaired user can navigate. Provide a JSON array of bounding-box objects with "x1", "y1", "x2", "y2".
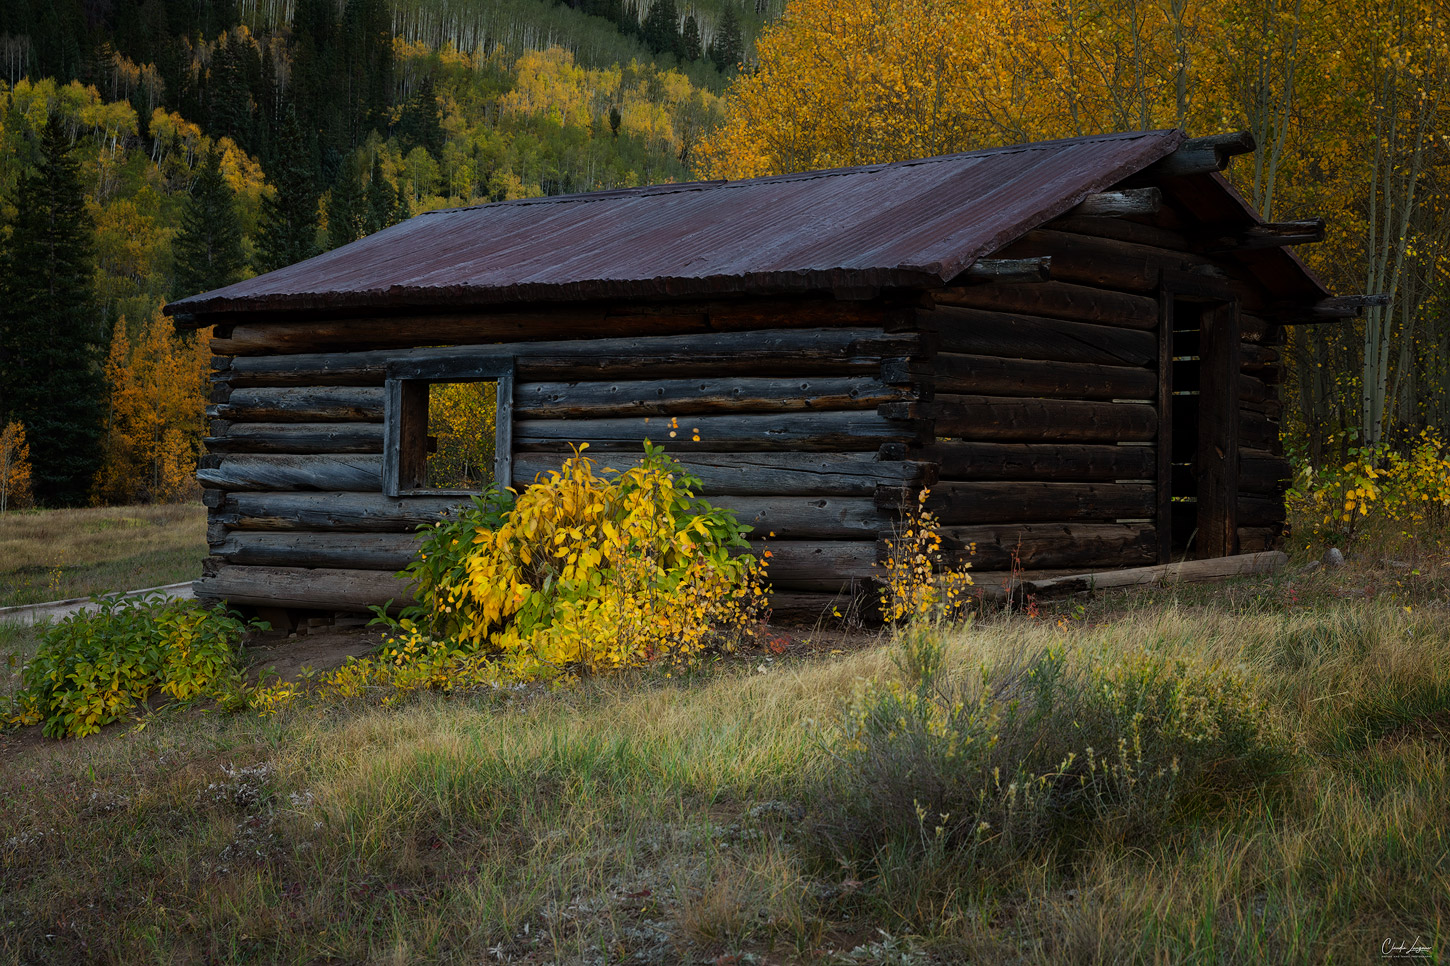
[
  {"x1": 6, "y1": 594, "x2": 262, "y2": 738},
  {"x1": 818, "y1": 625, "x2": 1290, "y2": 868}
]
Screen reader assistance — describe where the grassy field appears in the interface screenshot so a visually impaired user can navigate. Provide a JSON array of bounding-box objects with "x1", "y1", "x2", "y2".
[
  {"x1": 3, "y1": 548, "x2": 1448, "y2": 964},
  {"x1": 0, "y1": 504, "x2": 206, "y2": 607}
]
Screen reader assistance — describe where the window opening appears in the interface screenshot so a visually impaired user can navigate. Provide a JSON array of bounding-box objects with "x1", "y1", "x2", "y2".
[{"x1": 384, "y1": 358, "x2": 513, "y2": 498}]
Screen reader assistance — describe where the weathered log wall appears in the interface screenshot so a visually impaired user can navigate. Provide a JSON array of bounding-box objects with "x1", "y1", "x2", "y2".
[{"x1": 200, "y1": 306, "x2": 930, "y2": 618}]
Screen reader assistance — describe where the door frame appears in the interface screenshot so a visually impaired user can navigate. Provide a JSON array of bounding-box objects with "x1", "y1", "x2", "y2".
[{"x1": 1157, "y1": 271, "x2": 1240, "y2": 561}]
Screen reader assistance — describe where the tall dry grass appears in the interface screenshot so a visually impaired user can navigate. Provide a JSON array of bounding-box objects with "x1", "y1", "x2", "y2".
[
  {"x1": 1, "y1": 602, "x2": 1447, "y2": 963},
  {"x1": 0, "y1": 503, "x2": 205, "y2": 606}
]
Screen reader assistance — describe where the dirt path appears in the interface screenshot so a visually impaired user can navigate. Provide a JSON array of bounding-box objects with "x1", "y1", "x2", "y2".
[{"x1": 0, "y1": 581, "x2": 195, "y2": 626}]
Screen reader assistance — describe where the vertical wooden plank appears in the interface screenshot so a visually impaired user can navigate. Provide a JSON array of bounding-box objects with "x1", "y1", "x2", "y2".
[
  {"x1": 1196, "y1": 301, "x2": 1240, "y2": 558},
  {"x1": 1156, "y1": 291, "x2": 1174, "y2": 563},
  {"x1": 397, "y1": 380, "x2": 429, "y2": 491},
  {"x1": 382, "y1": 378, "x2": 403, "y2": 498},
  {"x1": 495, "y1": 365, "x2": 515, "y2": 489}
]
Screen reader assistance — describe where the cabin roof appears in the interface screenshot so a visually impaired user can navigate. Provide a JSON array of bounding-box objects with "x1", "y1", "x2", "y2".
[{"x1": 167, "y1": 129, "x2": 1329, "y2": 323}]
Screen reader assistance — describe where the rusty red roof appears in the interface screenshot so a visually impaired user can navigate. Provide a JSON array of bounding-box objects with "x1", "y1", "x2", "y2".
[{"x1": 166, "y1": 129, "x2": 1324, "y2": 324}]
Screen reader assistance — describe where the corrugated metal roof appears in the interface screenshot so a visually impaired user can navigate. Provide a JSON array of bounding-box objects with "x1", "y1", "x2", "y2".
[{"x1": 169, "y1": 130, "x2": 1196, "y2": 322}]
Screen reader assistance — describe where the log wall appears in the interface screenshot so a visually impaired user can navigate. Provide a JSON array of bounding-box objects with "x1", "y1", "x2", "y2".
[{"x1": 200, "y1": 306, "x2": 931, "y2": 620}]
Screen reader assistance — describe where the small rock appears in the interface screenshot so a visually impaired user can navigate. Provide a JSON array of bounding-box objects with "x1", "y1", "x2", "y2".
[{"x1": 1323, "y1": 547, "x2": 1345, "y2": 568}]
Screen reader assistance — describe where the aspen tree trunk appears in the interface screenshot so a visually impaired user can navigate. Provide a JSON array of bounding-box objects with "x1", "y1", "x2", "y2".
[{"x1": 1359, "y1": 10, "x2": 1441, "y2": 450}]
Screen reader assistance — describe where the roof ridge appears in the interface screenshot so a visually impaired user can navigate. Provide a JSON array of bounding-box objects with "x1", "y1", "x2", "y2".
[{"x1": 418, "y1": 129, "x2": 1180, "y2": 218}]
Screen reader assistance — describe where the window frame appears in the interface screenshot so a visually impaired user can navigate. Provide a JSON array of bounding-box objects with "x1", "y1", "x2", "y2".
[{"x1": 382, "y1": 355, "x2": 514, "y2": 498}]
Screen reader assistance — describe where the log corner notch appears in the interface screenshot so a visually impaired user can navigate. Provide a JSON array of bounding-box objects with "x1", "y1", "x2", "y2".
[
  {"x1": 1272, "y1": 293, "x2": 1392, "y2": 324},
  {"x1": 1149, "y1": 131, "x2": 1257, "y2": 178}
]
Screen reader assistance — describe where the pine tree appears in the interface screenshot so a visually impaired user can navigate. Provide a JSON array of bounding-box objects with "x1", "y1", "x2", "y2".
[
  {"x1": 327, "y1": 157, "x2": 366, "y2": 248},
  {"x1": 396, "y1": 74, "x2": 444, "y2": 156},
  {"x1": 364, "y1": 153, "x2": 398, "y2": 235},
  {"x1": 257, "y1": 107, "x2": 320, "y2": 271},
  {"x1": 173, "y1": 146, "x2": 246, "y2": 299},
  {"x1": 209, "y1": 31, "x2": 254, "y2": 150},
  {"x1": 0, "y1": 114, "x2": 105, "y2": 506},
  {"x1": 643, "y1": 0, "x2": 680, "y2": 56},
  {"x1": 683, "y1": 15, "x2": 703, "y2": 61},
  {"x1": 710, "y1": 5, "x2": 743, "y2": 71}
]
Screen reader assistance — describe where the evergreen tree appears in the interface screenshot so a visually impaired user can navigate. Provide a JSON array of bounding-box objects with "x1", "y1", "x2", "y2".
[
  {"x1": 710, "y1": 5, "x2": 743, "y2": 71},
  {"x1": 209, "y1": 31, "x2": 254, "y2": 150},
  {"x1": 257, "y1": 108, "x2": 320, "y2": 271},
  {"x1": 396, "y1": 74, "x2": 444, "y2": 156},
  {"x1": 643, "y1": 0, "x2": 680, "y2": 56},
  {"x1": 327, "y1": 158, "x2": 366, "y2": 248},
  {"x1": 683, "y1": 15, "x2": 703, "y2": 61},
  {"x1": 172, "y1": 146, "x2": 246, "y2": 299},
  {"x1": 0, "y1": 115, "x2": 105, "y2": 506},
  {"x1": 364, "y1": 154, "x2": 398, "y2": 235}
]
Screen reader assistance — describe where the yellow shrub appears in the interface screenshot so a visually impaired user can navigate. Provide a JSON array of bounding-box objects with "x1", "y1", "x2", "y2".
[
  {"x1": 878, "y1": 489, "x2": 973, "y2": 624},
  {"x1": 270, "y1": 443, "x2": 768, "y2": 707}
]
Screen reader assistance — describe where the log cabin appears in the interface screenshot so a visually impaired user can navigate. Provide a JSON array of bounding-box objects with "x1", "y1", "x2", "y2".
[{"x1": 167, "y1": 128, "x2": 1374, "y2": 624}]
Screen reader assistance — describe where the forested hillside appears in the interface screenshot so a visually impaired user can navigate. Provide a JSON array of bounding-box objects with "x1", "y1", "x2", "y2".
[{"x1": 0, "y1": 0, "x2": 752, "y2": 507}]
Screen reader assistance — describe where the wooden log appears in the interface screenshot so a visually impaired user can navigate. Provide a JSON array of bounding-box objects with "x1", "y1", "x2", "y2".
[
  {"x1": 1239, "y1": 373, "x2": 1271, "y2": 404},
  {"x1": 209, "y1": 387, "x2": 385, "y2": 422},
  {"x1": 1067, "y1": 188, "x2": 1161, "y2": 218},
  {"x1": 933, "y1": 352, "x2": 1156, "y2": 400},
  {"x1": 994, "y1": 228, "x2": 1207, "y2": 293},
  {"x1": 198, "y1": 565, "x2": 412, "y2": 612},
  {"x1": 934, "y1": 281, "x2": 1159, "y2": 330},
  {"x1": 1270, "y1": 294, "x2": 1390, "y2": 323},
  {"x1": 220, "y1": 492, "x2": 462, "y2": 532},
  {"x1": 1017, "y1": 550, "x2": 1287, "y2": 599},
  {"x1": 514, "y1": 411, "x2": 922, "y2": 453},
  {"x1": 733, "y1": 540, "x2": 880, "y2": 582},
  {"x1": 204, "y1": 423, "x2": 384, "y2": 454},
  {"x1": 903, "y1": 481, "x2": 1156, "y2": 523},
  {"x1": 926, "y1": 441, "x2": 1156, "y2": 481},
  {"x1": 223, "y1": 328, "x2": 921, "y2": 387},
  {"x1": 708, "y1": 496, "x2": 888, "y2": 540},
  {"x1": 513, "y1": 376, "x2": 907, "y2": 418},
  {"x1": 1240, "y1": 411, "x2": 1281, "y2": 452},
  {"x1": 925, "y1": 306, "x2": 1157, "y2": 368},
  {"x1": 513, "y1": 451, "x2": 930, "y2": 496},
  {"x1": 1236, "y1": 527, "x2": 1282, "y2": 553},
  {"x1": 1201, "y1": 219, "x2": 1326, "y2": 252},
  {"x1": 1238, "y1": 495, "x2": 1284, "y2": 528},
  {"x1": 208, "y1": 299, "x2": 891, "y2": 354},
  {"x1": 933, "y1": 522, "x2": 1158, "y2": 571},
  {"x1": 1149, "y1": 131, "x2": 1256, "y2": 177},
  {"x1": 198, "y1": 455, "x2": 385, "y2": 492},
  {"x1": 961, "y1": 257, "x2": 1052, "y2": 284},
  {"x1": 1045, "y1": 214, "x2": 1193, "y2": 253},
  {"x1": 1240, "y1": 449, "x2": 1292, "y2": 494},
  {"x1": 1241, "y1": 343, "x2": 1281, "y2": 367},
  {"x1": 932, "y1": 395, "x2": 1158, "y2": 443},
  {"x1": 766, "y1": 591, "x2": 868, "y2": 626},
  {"x1": 212, "y1": 532, "x2": 423, "y2": 570}
]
